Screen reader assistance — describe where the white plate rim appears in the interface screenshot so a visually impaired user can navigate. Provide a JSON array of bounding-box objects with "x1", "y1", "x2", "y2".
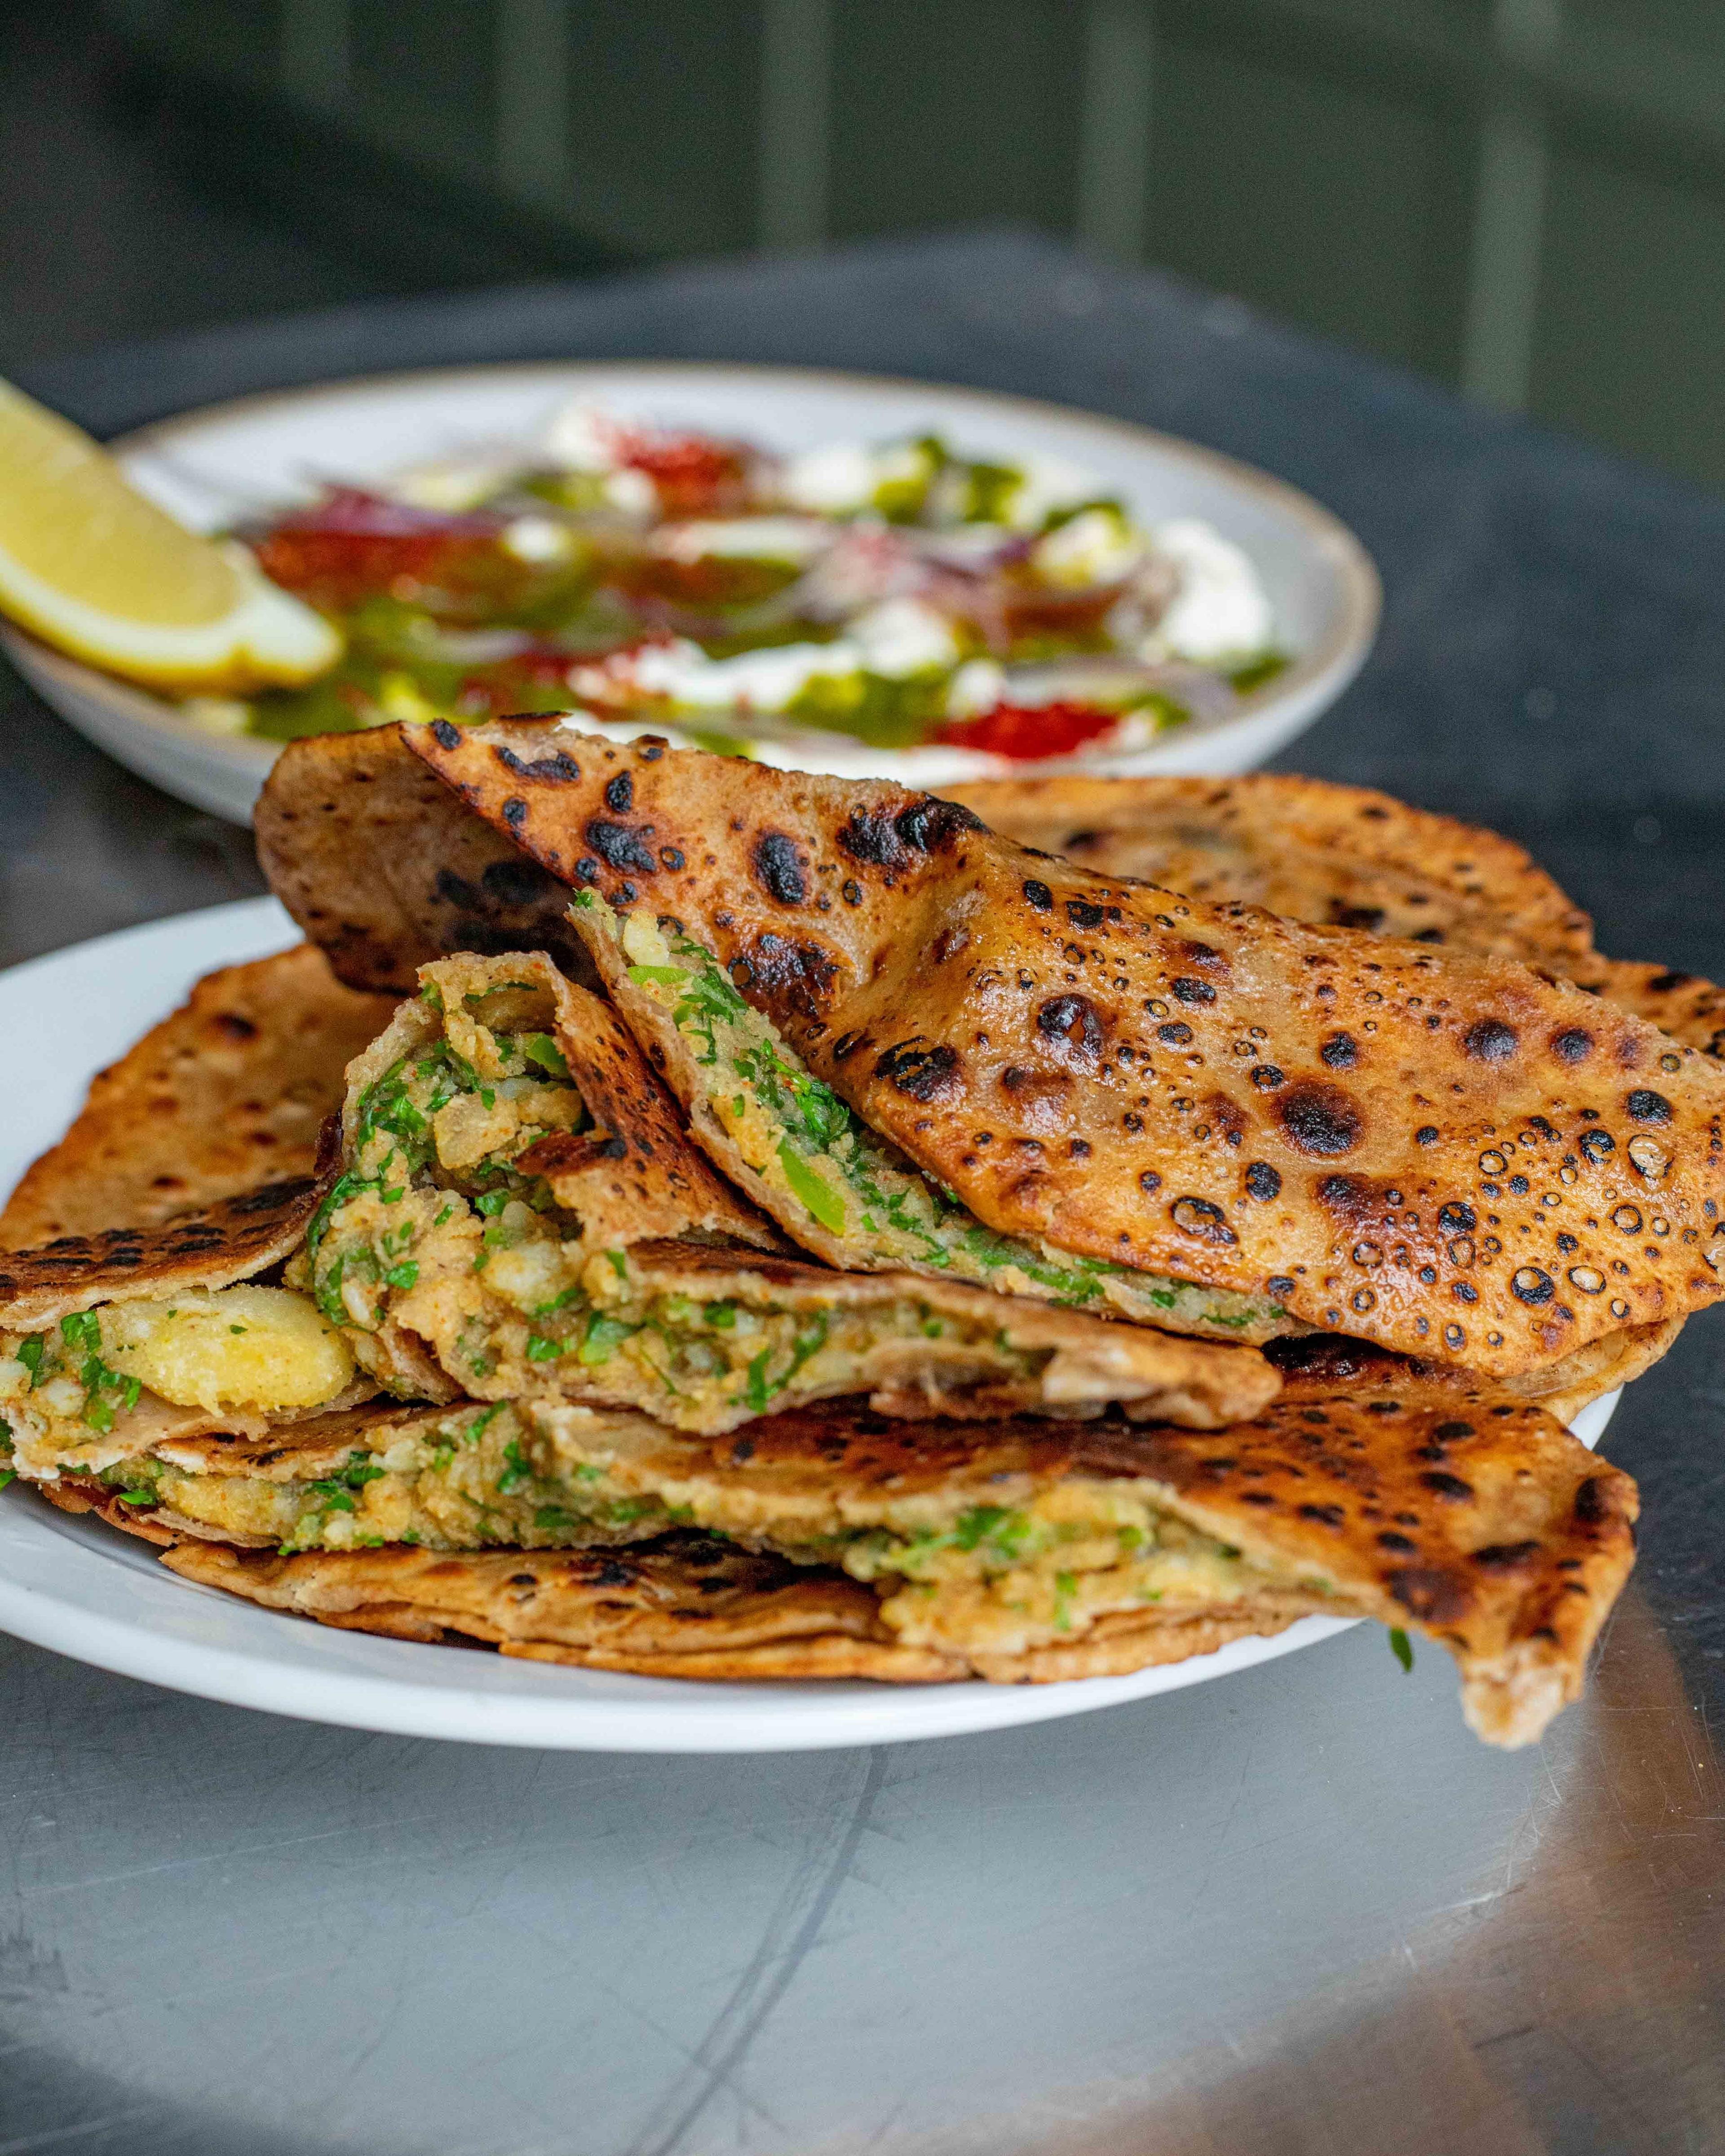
[
  {"x1": 0, "y1": 897, "x2": 1611, "y2": 1753},
  {"x1": 3, "y1": 360, "x2": 1381, "y2": 818}
]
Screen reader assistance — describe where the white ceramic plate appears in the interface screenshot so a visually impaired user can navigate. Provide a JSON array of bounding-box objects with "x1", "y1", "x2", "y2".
[
  {"x1": 0, "y1": 362, "x2": 1380, "y2": 825},
  {"x1": 0, "y1": 900, "x2": 1613, "y2": 1750}
]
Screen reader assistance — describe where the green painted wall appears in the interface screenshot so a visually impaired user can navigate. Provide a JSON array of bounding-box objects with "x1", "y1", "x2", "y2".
[{"x1": 105, "y1": 0, "x2": 1725, "y2": 491}]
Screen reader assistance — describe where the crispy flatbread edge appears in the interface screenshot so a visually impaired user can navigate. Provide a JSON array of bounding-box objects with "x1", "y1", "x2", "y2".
[
  {"x1": 154, "y1": 1537, "x2": 1310, "y2": 1685},
  {"x1": 0, "y1": 945, "x2": 397, "y2": 1252},
  {"x1": 34, "y1": 1475, "x2": 186, "y2": 1546},
  {"x1": 0, "y1": 1174, "x2": 330, "y2": 1330},
  {"x1": 30, "y1": 1459, "x2": 1619, "y2": 1742},
  {"x1": 159, "y1": 1537, "x2": 962, "y2": 1678},
  {"x1": 1502, "y1": 1316, "x2": 1684, "y2": 1426}
]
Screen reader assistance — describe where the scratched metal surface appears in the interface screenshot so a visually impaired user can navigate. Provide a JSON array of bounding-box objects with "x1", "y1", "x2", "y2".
[{"x1": 1, "y1": 234, "x2": 1723, "y2": 2155}]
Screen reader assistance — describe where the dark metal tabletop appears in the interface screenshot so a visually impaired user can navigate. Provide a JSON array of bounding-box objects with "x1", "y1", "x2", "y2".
[{"x1": 2, "y1": 232, "x2": 1721, "y2": 2156}]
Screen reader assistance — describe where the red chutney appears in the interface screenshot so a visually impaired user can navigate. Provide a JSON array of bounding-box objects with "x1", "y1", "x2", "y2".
[
  {"x1": 608, "y1": 428, "x2": 754, "y2": 519},
  {"x1": 253, "y1": 490, "x2": 513, "y2": 614},
  {"x1": 933, "y1": 700, "x2": 1120, "y2": 761}
]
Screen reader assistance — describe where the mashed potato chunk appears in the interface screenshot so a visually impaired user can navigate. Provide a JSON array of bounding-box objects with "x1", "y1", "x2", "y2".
[{"x1": 100, "y1": 1286, "x2": 354, "y2": 1412}]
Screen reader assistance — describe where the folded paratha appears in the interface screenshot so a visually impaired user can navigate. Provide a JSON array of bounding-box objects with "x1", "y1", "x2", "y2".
[
  {"x1": 397, "y1": 721, "x2": 1725, "y2": 1379},
  {"x1": 0, "y1": 1175, "x2": 374, "y2": 1481},
  {"x1": 307, "y1": 951, "x2": 1277, "y2": 1431},
  {"x1": 52, "y1": 1361, "x2": 1635, "y2": 1747},
  {"x1": 948, "y1": 773, "x2": 1597, "y2": 967},
  {"x1": 256, "y1": 737, "x2": 1725, "y2": 1064},
  {"x1": 255, "y1": 725, "x2": 584, "y2": 993}
]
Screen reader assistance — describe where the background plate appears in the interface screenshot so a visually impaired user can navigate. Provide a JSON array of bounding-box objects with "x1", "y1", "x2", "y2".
[
  {"x1": 0, "y1": 898, "x2": 1609, "y2": 1751},
  {"x1": 1, "y1": 362, "x2": 1380, "y2": 823}
]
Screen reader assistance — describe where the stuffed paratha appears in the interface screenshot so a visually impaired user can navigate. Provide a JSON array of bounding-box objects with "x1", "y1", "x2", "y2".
[
  {"x1": 567, "y1": 890, "x2": 1290, "y2": 1344},
  {"x1": 253, "y1": 724, "x2": 583, "y2": 993},
  {"x1": 63, "y1": 1366, "x2": 1635, "y2": 1747},
  {"x1": 306, "y1": 953, "x2": 1276, "y2": 1431},
  {"x1": 948, "y1": 773, "x2": 1596, "y2": 966},
  {"x1": 398, "y1": 721, "x2": 1725, "y2": 1378},
  {"x1": 955, "y1": 773, "x2": 1725, "y2": 1066}
]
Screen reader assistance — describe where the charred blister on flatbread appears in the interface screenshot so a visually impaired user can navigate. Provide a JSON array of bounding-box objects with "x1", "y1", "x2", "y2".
[{"x1": 0, "y1": 1175, "x2": 327, "y2": 1328}]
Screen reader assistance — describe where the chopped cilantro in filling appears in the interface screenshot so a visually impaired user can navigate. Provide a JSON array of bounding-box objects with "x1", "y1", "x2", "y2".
[
  {"x1": 579, "y1": 892, "x2": 1291, "y2": 1344},
  {"x1": 0, "y1": 1289, "x2": 353, "y2": 1475},
  {"x1": 112, "y1": 1401, "x2": 1324, "y2": 1654},
  {"x1": 302, "y1": 967, "x2": 1114, "y2": 1431}
]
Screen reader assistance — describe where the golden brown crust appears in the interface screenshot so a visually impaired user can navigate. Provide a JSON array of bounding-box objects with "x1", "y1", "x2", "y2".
[
  {"x1": 34, "y1": 1473, "x2": 182, "y2": 1545},
  {"x1": 1570, "y1": 959, "x2": 1725, "y2": 1063},
  {"x1": 0, "y1": 945, "x2": 396, "y2": 1251},
  {"x1": 255, "y1": 727, "x2": 586, "y2": 993},
  {"x1": 957, "y1": 776, "x2": 1725, "y2": 1071},
  {"x1": 1492, "y1": 1315, "x2": 1684, "y2": 1424},
  {"x1": 402, "y1": 721, "x2": 1725, "y2": 1378},
  {"x1": 47, "y1": 1350, "x2": 1633, "y2": 1742},
  {"x1": 0, "y1": 1174, "x2": 327, "y2": 1329},
  {"x1": 160, "y1": 1533, "x2": 960, "y2": 1678},
  {"x1": 965, "y1": 1602, "x2": 1309, "y2": 1681},
  {"x1": 950, "y1": 773, "x2": 1596, "y2": 967}
]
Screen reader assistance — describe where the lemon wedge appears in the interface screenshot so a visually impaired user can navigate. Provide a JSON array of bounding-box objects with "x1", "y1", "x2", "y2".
[{"x1": 0, "y1": 378, "x2": 341, "y2": 693}]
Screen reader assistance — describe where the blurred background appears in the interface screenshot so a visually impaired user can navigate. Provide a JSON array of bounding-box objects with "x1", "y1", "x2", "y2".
[{"x1": 3, "y1": 0, "x2": 1723, "y2": 487}]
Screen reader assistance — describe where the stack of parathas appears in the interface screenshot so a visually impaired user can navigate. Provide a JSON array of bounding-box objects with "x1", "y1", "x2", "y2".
[{"x1": 6, "y1": 726, "x2": 1719, "y2": 1746}]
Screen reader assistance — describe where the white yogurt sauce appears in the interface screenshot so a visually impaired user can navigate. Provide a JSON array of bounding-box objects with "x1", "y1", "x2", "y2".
[
  {"x1": 1028, "y1": 505, "x2": 1146, "y2": 588},
  {"x1": 651, "y1": 516, "x2": 831, "y2": 566},
  {"x1": 1145, "y1": 518, "x2": 1274, "y2": 663},
  {"x1": 1002, "y1": 451, "x2": 1108, "y2": 530},
  {"x1": 847, "y1": 597, "x2": 960, "y2": 676}
]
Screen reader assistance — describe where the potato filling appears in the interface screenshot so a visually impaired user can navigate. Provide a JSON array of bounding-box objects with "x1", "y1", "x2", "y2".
[
  {"x1": 0, "y1": 1286, "x2": 355, "y2": 1473},
  {"x1": 102, "y1": 1399, "x2": 1324, "y2": 1655},
  {"x1": 300, "y1": 981, "x2": 1119, "y2": 1431}
]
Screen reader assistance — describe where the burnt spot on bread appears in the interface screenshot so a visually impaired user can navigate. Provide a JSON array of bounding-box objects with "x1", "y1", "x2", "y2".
[
  {"x1": 1036, "y1": 994, "x2": 1105, "y2": 1071},
  {"x1": 837, "y1": 807, "x2": 908, "y2": 870},
  {"x1": 896, "y1": 798, "x2": 983, "y2": 853},
  {"x1": 1278, "y1": 1081, "x2": 1362, "y2": 1157},
  {"x1": 584, "y1": 820, "x2": 658, "y2": 876},
  {"x1": 1170, "y1": 1196, "x2": 1238, "y2": 1246},
  {"x1": 495, "y1": 744, "x2": 581, "y2": 784},
  {"x1": 742, "y1": 932, "x2": 839, "y2": 1017},
  {"x1": 1627, "y1": 1088, "x2": 1672, "y2": 1125},
  {"x1": 753, "y1": 831, "x2": 808, "y2": 907},
  {"x1": 1464, "y1": 1019, "x2": 1518, "y2": 1062},
  {"x1": 1386, "y1": 1567, "x2": 1468, "y2": 1623},
  {"x1": 875, "y1": 1040, "x2": 963, "y2": 1103},
  {"x1": 481, "y1": 857, "x2": 555, "y2": 907}
]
